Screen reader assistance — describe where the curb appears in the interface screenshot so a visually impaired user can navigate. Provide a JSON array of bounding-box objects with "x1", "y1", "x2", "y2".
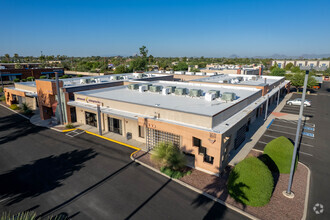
[
  {"x1": 0, "y1": 103, "x2": 30, "y2": 120},
  {"x1": 251, "y1": 149, "x2": 311, "y2": 220},
  {"x1": 300, "y1": 163, "x2": 311, "y2": 220},
  {"x1": 130, "y1": 152, "x2": 259, "y2": 220}
]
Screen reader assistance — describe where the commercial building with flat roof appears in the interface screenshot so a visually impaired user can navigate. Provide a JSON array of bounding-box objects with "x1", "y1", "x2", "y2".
[
  {"x1": 0, "y1": 67, "x2": 64, "y2": 81},
  {"x1": 69, "y1": 79, "x2": 289, "y2": 175},
  {"x1": 190, "y1": 74, "x2": 286, "y2": 96},
  {"x1": 3, "y1": 82, "x2": 38, "y2": 110}
]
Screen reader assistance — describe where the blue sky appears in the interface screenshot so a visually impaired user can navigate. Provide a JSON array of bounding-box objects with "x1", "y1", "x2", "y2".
[{"x1": 1, "y1": 0, "x2": 330, "y2": 57}]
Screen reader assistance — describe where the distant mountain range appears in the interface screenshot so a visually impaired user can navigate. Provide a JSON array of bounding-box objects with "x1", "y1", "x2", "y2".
[{"x1": 230, "y1": 54, "x2": 330, "y2": 59}]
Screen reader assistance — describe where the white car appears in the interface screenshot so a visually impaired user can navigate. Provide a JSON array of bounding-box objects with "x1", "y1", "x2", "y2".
[{"x1": 286, "y1": 98, "x2": 311, "y2": 107}]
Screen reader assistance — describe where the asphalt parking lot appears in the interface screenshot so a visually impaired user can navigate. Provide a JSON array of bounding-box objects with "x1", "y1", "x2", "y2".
[
  {"x1": 254, "y1": 118, "x2": 315, "y2": 163},
  {"x1": 0, "y1": 105, "x2": 246, "y2": 220},
  {"x1": 281, "y1": 93, "x2": 316, "y2": 118}
]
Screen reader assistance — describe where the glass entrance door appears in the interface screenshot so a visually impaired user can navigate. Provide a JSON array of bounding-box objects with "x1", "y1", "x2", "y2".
[
  {"x1": 85, "y1": 112, "x2": 97, "y2": 127},
  {"x1": 108, "y1": 117, "x2": 122, "y2": 135}
]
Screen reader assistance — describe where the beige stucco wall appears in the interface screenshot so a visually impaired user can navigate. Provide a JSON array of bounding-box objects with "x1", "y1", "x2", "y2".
[
  {"x1": 74, "y1": 94, "x2": 213, "y2": 128},
  {"x1": 319, "y1": 61, "x2": 330, "y2": 67}
]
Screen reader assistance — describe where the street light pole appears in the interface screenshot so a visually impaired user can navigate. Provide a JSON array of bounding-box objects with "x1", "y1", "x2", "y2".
[{"x1": 285, "y1": 70, "x2": 309, "y2": 197}]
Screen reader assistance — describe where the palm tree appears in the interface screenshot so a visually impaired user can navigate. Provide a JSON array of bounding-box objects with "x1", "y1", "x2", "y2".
[
  {"x1": 14, "y1": 53, "x2": 19, "y2": 62},
  {"x1": 4, "y1": 54, "x2": 10, "y2": 62}
]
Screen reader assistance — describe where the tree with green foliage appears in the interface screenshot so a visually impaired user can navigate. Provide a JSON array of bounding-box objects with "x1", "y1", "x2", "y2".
[
  {"x1": 269, "y1": 62, "x2": 278, "y2": 71},
  {"x1": 264, "y1": 136, "x2": 297, "y2": 174},
  {"x1": 290, "y1": 66, "x2": 301, "y2": 73},
  {"x1": 151, "y1": 142, "x2": 186, "y2": 171},
  {"x1": 290, "y1": 72, "x2": 318, "y2": 91},
  {"x1": 13, "y1": 78, "x2": 20, "y2": 82},
  {"x1": 270, "y1": 67, "x2": 286, "y2": 76},
  {"x1": 26, "y1": 76, "x2": 35, "y2": 81},
  {"x1": 190, "y1": 67, "x2": 200, "y2": 72},
  {"x1": 139, "y1": 45, "x2": 148, "y2": 58},
  {"x1": 130, "y1": 57, "x2": 147, "y2": 71},
  {"x1": 4, "y1": 54, "x2": 10, "y2": 62},
  {"x1": 284, "y1": 63, "x2": 293, "y2": 70},
  {"x1": 114, "y1": 65, "x2": 129, "y2": 74},
  {"x1": 39, "y1": 75, "x2": 47, "y2": 79},
  {"x1": 228, "y1": 157, "x2": 274, "y2": 207},
  {"x1": 173, "y1": 62, "x2": 188, "y2": 71}
]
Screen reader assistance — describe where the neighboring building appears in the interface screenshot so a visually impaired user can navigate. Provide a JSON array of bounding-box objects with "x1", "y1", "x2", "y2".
[
  {"x1": 0, "y1": 68, "x2": 64, "y2": 81},
  {"x1": 272, "y1": 60, "x2": 330, "y2": 70},
  {"x1": 0, "y1": 63, "x2": 42, "y2": 69},
  {"x1": 68, "y1": 79, "x2": 289, "y2": 175},
  {"x1": 4, "y1": 82, "x2": 38, "y2": 110},
  {"x1": 34, "y1": 73, "x2": 173, "y2": 123},
  {"x1": 200, "y1": 65, "x2": 263, "y2": 75},
  {"x1": 190, "y1": 74, "x2": 287, "y2": 96}
]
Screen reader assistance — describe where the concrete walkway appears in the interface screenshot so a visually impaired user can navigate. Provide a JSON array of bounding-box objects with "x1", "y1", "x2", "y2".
[
  {"x1": 73, "y1": 124, "x2": 147, "y2": 151},
  {"x1": 229, "y1": 93, "x2": 310, "y2": 166},
  {"x1": 30, "y1": 110, "x2": 58, "y2": 128}
]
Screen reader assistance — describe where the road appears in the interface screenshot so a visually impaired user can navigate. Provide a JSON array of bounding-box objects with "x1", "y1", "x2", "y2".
[{"x1": 0, "y1": 105, "x2": 246, "y2": 220}]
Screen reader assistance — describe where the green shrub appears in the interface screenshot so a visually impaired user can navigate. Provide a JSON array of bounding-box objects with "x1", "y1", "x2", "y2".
[
  {"x1": 151, "y1": 142, "x2": 187, "y2": 171},
  {"x1": 0, "y1": 87, "x2": 3, "y2": 93},
  {"x1": 13, "y1": 78, "x2": 20, "y2": 82},
  {"x1": 160, "y1": 167, "x2": 191, "y2": 179},
  {"x1": 39, "y1": 75, "x2": 47, "y2": 79},
  {"x1": 228, "y1": 157, "x2": 274, "y2": 207},
  {"x1": 26, "y1": 76, "x2": 35, "y2": 81},
  {"x1": 22, "y1": 79, "x2": 27, "y2": 82},
  {"x1": 9, "y1": 104, "x2": 20, "y2": 110},
  {"x1": 65, "y1": 123, "x2": 75, "y2": 129},
  {"x1": 0, "y1": 95, "x2": 5, "y2": 101},
  {"x1": 77, "y1": 74, "x2": 83, "y2": 77},
  {"x1": 264, "y1": 136, "x2": 297, "y2": 174}
]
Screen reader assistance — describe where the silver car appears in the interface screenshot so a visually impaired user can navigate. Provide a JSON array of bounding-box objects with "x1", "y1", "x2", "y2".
[{"x1": 286, "y1": 98, "x2": 311, "y2": 107}]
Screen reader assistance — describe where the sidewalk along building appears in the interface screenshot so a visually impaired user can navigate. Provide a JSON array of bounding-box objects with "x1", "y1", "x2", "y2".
[
  {"x1": 35, "y1": 73, "x2": 173, "y2": 123},
  {"x1": 68, "y1": 80, "x2": 289, "y2": 175},
  {"x1": 189, "y1": 74, "x2": 288, "y2": 96},
  {"x1": 4, "y1": 81, "x2": 38, "y2": 110},
  {"x1": 0, "y1": 68, "x2": 64, "y2": 81}
]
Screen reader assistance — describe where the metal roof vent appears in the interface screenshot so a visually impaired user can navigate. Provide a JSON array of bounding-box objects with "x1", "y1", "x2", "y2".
[
  {"x1": 139, "y1": 85, "x2": 148, "y2": 93},
  {"x1": 208, "y1": 90, "x2": 220, "y2": 98},
  {"x1": 205, "y1": 92, "x2": 215, "y2": 101},
  {"x1": 162, "y1": 87, "x2": 170, "y2": 95}
]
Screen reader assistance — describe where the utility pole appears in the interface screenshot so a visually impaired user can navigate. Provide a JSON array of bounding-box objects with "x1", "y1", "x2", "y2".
[
  {"x1": 284, "y1": 70, "x2": 309, "y2": 198},
  {"x1": 55, "y1": 72, "x2": 64, "y2": 125}
]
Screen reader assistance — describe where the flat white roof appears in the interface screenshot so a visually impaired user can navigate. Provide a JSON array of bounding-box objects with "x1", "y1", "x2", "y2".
[
  {"x1": 75, "y1": 81, "x2": 261, "y2": 117},
  {"x1": 37, "y1": 73, "x2": 167, "y2": 88},
  {"x1": 192, "y1": 74, "x2": 283, "y2": 87}
]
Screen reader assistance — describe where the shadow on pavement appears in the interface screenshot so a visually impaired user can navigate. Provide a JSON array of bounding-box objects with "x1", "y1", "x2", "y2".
[
  {"x1": 0, "y1": 149, "x2": 97, "y2": 206},
  {"x1": 191, "y1": 167, "x2": 248, "y2": 219}
]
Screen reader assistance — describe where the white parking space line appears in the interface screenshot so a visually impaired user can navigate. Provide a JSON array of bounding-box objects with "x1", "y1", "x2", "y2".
[
  {"x1": 270, "y1": 124, "x2": 297, "y2": 130},
  {"x1": 65, "y1": 129, "x2": 85, "y2": 138},
  {"x1": 0, "y1": 197, "x2": 11, "y2": 203},
  {"x1": 262, "y1": 134, "x2": 314, "y2": 148},
  {"x1": 267, "y1": 128, "x2": 314, "y2": 139},
  {"x1": 300, "y1": 151, "x2": 313, "y2": 157},
  {"x1": 275, "y1": 119, "x2": 315, "y2": 127},
  {"x1": 258, "y1": 141, "x2": 268, "y2": 145}
]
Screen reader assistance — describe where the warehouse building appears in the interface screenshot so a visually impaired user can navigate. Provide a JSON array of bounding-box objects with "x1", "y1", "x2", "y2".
[{"x1": 68, "y1": 79, "x2": 289, "y2": 175}]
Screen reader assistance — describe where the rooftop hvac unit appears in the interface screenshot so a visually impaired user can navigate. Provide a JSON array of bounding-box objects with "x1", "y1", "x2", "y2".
[
  {"x1": 237, "y1": 77, "x2": 243, "y2": 81},
  {"x1": 123, "y1": 75, "x2": 129, "y2": 80},
  {"x1": 174, "y1": 88, "x2": 188, "y2": 95},
  {"x1": 95, "y1": 78, "x2": 101, "y2": 83},
  {"x1": 205, "y1": 92, "x2": 215, "y2": 101},
  {"x1": 208, "y1": 90, "x2": 220, "y2": 98},
  {"x1": 165, "y1": 71, "x2": 172, "y2": 74},
  {"x1": 80, "y1": 79, "x2": 87, "y2": 84},
  {"x1": 196, "y1": 72, "x2": 206, "y2": 76},
  {"x1": 139, "y1": 85, "x2": 148, "y2": 93},
  {"x1": 110, "y1": 75, "x2": 121, "y2": 80},
  {"x1": 149, "y1": 85, "x2": 162, "y2": 92},
  {"x1": 90, "y1": 78, "x2": 96, "y2": 83},
  {"x1": 189, "y1": 89, "x2": 202, "y2": 97},
  {"x1": 166, "y1": 86, "x2": 176, "y2": 93},
  {"x1": 251, "y1": 76, "x2": 257, "y2": 81},
  {"x1": 128, "y1": 84, "x2": 139, "y2": 90},
  {"x1": 186, "y1": 72, "x2": 195, "y2": 75},
  {"x1": 223, "y1": 80, "x2": 228, "y2": 83},
  {"x1": 174, "y1": 71, "x2": 185, "y2": 75},
  {"x1": 222, "y1": 92, "x2": 236, "y2": 101},
  {"x1": 162, "y1": 87, "x2": 170, "y2": 95},
  {"x1": 206, "y1": 72, "x2": 216, "y2": 76}
]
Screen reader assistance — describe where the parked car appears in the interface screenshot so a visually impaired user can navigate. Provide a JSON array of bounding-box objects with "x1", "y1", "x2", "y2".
[{"x1": 286, "y1": 98, "x2": 311, "y2": 107}]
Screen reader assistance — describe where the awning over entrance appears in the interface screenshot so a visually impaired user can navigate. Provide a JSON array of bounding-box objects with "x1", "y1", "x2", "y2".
[{"x1": 67, "y1": 101, "x2": 141, "y2": 120}]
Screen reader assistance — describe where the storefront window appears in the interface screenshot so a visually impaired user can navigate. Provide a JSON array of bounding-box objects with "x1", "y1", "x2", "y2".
[
  {"x1": 85, "y1": 112, "x2": 97, "y2": 127},
  {"x1": 108, "y1": 117, "x2": 122, "y2": 135}
]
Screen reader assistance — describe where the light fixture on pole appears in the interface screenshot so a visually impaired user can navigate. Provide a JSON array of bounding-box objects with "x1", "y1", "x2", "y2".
[{"x1": 283, "y1": 69, "x2": 310, "y2": 198}]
